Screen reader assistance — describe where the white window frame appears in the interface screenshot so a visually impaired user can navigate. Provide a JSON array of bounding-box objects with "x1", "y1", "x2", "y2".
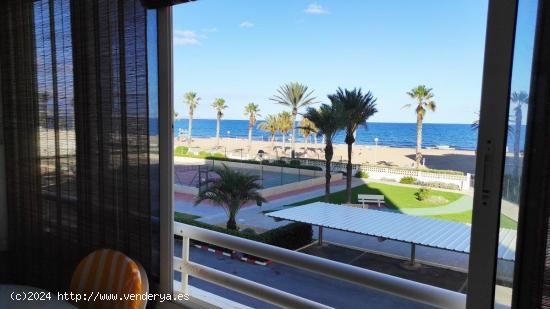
[
  {"x1": 467, "y1": 1, "x2": 519, "y2": 308},
  {"x1": 155, "y1": 1, "x2": 522, "y2": 308}
]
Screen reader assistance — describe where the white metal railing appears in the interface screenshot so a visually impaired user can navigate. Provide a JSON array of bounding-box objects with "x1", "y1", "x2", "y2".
[{"x1": 173, "y1": 222, "x2": 466, "y2": 309}]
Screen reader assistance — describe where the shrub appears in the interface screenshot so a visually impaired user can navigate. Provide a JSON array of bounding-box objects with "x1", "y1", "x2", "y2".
[
  {"x1": 174, "y1": 146, "x2": 189, "y2": 156},
  {"x1": 400, "y1": 176, "x2": 417, "y2": 184},
  {"x1": 174, "y1": 213, "x2": 312, "y2": 250},
  {"x1": 355, "y1": 170, "x2": 369, "y2": 178},
  {"x1": 241, "y1": 228, "x2": 257, "y2": 236},
  {"x1": 289, "y1": 159, "x2": 301, "y2": 167},
  {"x1": 415, "y1": 187, "x2": 432, "y2": 201},
  {"x1": 414, "y1": 181, "x2": 460, "y2": 191},
  {"x1": 261, "y1": 222, "x2": 313, "y2": 250}
]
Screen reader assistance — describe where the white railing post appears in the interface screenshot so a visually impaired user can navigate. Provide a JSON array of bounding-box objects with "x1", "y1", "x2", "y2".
[{"x1": 181, "y1": 236, "x2": 190, "y2": 294}]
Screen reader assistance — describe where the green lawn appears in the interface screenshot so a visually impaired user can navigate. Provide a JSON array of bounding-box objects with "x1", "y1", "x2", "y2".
[
  {"x1": 431, "y1": 211, "x2": 518, "y2": 230},
  {"x1": 174, "y1": 212, "x2": 201, "y2": 221},
  {"x1": 291, "y1": 182, "x2": 463, "y2": 210},
  {"x1": 288, "y1": 182, "x2": 518, "y2": 229}
]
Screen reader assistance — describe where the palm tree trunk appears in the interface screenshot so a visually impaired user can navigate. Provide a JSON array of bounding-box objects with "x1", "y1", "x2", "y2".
[
  {"x1": 226, "y1": 216, "x2": 237, "y2": 230},
  {"x1": 513, "y1": 106, "x2": 522, "y2": 180},
  {"x1": 291, "y1": 110, "x2": 297, "y2": 158},
  {"x1": 188, "y1": 112, "x2": 193, "y2": 145},
  {"x1": 270, "y1": 134, "x2": 275, "y2": 148},
  {"x1": 304, "y1": 135, "x2": 308, "y2": 157},
  {"x1": 324, "y1": 142, "x2": 334, "y2": 202},
  {"x1": 248, "y1": 124, "x2": 253, "y2": 151},
  {"x1": 346, "y1": 140, "x2": 353, "y2": 203},
  {"x1": 415, "y1": 114, "x2": 423, "y2": 167},
  {"x1": 282, "y1": 134, "x2": 286, "y2": 152},
  {"x1": 216, "y1": 116, "x2": 221, "y2": 147},
  {"x1": 314, "y1": 134, "x2": 317, "y2": 145}
]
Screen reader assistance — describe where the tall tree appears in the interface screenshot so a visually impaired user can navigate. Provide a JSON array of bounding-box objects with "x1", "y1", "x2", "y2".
[
  {"x1": 403, "y1": 85, "x2": 436, "y2": 167},
  {"x1": 212, "y1": 98, "x2": 227, "y2": 147},
  {"x1": 244, "y1": 103, "x2": 260, "y2": 151},
  {"x1": 303, "y1": 104, "x2": 344, "y2": 202},
  {"x1": 270, "y1": 82, "x2": 317, "y2": 157},
  {"x1": 299, "y1": 117, "x2": 317, "y2": 157},
  {"x1": 511, "y1": 91, "x2": 529, "y2": 180},
  {"x1": 195, "y1": 164, "x2": 265, "y2": 230},
  {"x1": 184, "y1": 91, "x2": 200, "y2": 145},
  {"x1": 258, "y1": 115, "x2": 279, "y2": 149},
  {"x1": 277, "y1": 111, "x2": 293, "y2": 153},
  {"x1": 329, "y1": 88, "x2": 378, "y2": 203}
]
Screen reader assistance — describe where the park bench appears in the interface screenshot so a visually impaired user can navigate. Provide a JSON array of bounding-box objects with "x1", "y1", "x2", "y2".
[{"x1": 357, "y1": 194, "x2": 385, "y2": 208}]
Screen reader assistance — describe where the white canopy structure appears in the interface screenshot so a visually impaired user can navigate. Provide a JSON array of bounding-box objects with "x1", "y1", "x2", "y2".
[{"x1": 267, "y1": 202, "x2": 516, "y2": 264}]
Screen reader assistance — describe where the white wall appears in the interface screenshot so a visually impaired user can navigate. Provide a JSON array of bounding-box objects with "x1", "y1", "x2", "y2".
[{"x1": 0, "y1": 63, "x2": 7, "y2": 251}]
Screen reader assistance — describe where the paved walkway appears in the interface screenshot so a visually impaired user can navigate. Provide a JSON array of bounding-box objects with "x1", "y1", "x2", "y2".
[
  {"x1": 174, "y1": 178, "x2": 366, "y2": 230},
  {"x1": 400, "y1": 195, "x2": 473, "y2": 216}
]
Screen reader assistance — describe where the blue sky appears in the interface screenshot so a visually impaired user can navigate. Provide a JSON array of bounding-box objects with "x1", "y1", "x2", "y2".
[{"x1": 173, "y1": 0, "x2": 490, "y2": 124}]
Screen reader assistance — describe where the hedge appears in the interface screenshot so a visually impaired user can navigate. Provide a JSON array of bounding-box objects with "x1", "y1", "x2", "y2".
[{"x1": 174, "y1": 213, "x2": 313, "y2": 250}]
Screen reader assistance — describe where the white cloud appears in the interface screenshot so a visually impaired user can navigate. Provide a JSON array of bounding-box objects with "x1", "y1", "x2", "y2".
[
  {"x1": 239, "y1": 21, "x2": 254, "y2": 28},
  {"x1": 304, "y1": 3, "x2": 329, "y2": 15},
  {"x1": 202, "y1": 27, "x2": 218, "y2": 33},
  {"x1": 174, "y1": 29, "x2": 201, "y2": 46}
]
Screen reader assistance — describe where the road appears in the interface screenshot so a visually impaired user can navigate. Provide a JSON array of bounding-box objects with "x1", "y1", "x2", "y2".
[{"x1": 175, "y1": 240, "x2": 432, "y2": 309}]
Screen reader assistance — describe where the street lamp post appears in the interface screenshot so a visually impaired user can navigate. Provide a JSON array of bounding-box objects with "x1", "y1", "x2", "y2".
[
  {"x1": 257, "y1": 150, "x2": 265, "y2": 187},
  {"x1": 374, "y1": 137, "x2": 379, "y2": 164}
]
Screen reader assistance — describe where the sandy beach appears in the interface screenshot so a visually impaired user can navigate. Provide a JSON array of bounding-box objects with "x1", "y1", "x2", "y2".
[{"x1": 176, "y1": 136, "x2": 478, "y2": 174}]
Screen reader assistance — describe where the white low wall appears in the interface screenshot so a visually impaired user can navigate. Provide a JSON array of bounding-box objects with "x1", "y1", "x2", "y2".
[
  {"x1": 360, "y1": 165, "x2": 470, "y2": 191},
  {"x1": 175, "y1": 183, "x2": 199, "y2": 196},
  {"x1": 280, "y1": 157, "x2": 361, "y2": 174}
]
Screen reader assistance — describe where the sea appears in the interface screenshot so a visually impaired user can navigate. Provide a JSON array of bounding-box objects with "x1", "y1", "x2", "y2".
[{"x1": 173, "y1": 119, "x2": 525, "y2": 151}]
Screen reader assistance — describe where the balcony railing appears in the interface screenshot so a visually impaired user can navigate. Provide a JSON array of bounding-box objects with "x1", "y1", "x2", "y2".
[{"x1": 173, "y1": 222, "x2": 466, "y2": 308}]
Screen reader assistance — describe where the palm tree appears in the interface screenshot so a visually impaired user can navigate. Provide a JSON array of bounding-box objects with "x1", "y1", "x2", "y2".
[
  {"x1": 184, "y1": 91, "x2": 200, "y2": 144},
  {"x1": 244, "y1": 103, "x2": 260, "y2": 151},
  {"x1": 403, "y1": 85, "x2": 436, "y2": 167},
  {"x1": 299, "y1": 117, "x2": 317, "y2": 156},
  {"x1": 270, "y1": 82, "x2": 317, "y2": 157},
  {"x1": 277, "y1": 111, "x2": 293, "y2": 153},
  {"x1": 258, "y1": 115, "x2": 279, "y2": 148},
  {"x1": 195, "y1": 164, "x2": 266, "y2": 230},
  {"x1": 212, "y1": 98, "x2": 227, "y2": 147},
  {"x1": 303, "y1": 104, "x2": 344, "y2": 202},
  {"x1": 329, "y1": 88, "x2": 378, "y2": 203},
  {"x1": 511, "y1": 91, "x2": 528, "y2": 180}
]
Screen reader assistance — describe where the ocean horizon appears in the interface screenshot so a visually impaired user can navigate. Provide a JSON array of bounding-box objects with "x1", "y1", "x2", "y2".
[{"x1": 172, "y1": 119, "x2": 526, "y2": 151}]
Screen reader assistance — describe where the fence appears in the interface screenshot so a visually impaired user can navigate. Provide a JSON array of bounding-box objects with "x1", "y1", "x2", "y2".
[
  {"x1": 173, "y1": 157, "x2": 337, "y2": 197},
  {"x1": 359, "y1": 165, "x2": 471, "y2": 191},
  {"x1": 281, "y1": 157, "x2": 470, "y2": 191}
]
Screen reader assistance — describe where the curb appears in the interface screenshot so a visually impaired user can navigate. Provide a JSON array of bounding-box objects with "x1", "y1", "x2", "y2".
[{"x1": 192, "y1": 243, "x2": 272, "y2": 266}]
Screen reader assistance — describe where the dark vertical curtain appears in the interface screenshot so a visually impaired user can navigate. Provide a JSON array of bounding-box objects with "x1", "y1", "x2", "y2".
[{"x1": 0, "y1": 0, "x2": 159, "y2": 291}]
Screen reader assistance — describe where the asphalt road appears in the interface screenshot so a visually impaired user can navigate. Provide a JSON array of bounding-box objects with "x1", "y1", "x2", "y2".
[{"x1": 175, "y1": 240, "x2": 432, "y2": 308}]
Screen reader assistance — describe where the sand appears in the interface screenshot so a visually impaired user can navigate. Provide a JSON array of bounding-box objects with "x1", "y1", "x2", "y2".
[{"x1": 176, "y1": 136, "x2": 478, "y2": 174}]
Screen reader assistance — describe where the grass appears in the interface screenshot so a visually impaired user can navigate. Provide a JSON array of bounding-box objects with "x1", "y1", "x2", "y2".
[
  {"x1": 430, "y1": 211, "x2": 518, "y2": 230},
  {"x1": 287, "y1": 181, "x2": 519, "y2": 228},
  {"x1": 291, "y1": 182, "x2": 463, "y2": 210},
  {"x1": 174, "y1": 212, "x2": 200, "y2": 221}
]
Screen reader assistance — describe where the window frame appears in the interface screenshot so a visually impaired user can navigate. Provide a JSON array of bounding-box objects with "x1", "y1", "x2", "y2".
[
  {"x1": 155, "y1": 1, "x2": 523, "y2": 308},
  {"x1": 467, "y1": 1, "x2": 521, "y2": 308}
]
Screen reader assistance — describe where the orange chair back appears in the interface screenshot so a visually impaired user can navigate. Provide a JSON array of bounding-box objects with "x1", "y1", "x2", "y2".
[{"x1": 70, "y1": 249, "x2": 149, "y2": 309}]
